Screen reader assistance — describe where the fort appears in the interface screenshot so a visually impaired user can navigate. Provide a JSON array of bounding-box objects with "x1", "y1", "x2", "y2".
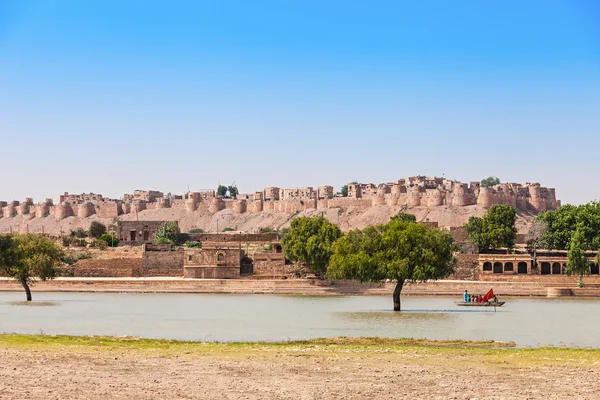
[{"x1": 0, "y1": 176, "x2": 558, "y2": 225}]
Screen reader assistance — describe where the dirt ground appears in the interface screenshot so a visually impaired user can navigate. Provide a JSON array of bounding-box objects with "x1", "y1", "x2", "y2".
[{"x1": 0, "y1": 336, "x2": 598, "y2": 400}]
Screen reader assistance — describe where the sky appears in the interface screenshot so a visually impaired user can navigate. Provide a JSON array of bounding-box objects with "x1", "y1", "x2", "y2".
[{"x1": 0, "y1": 0, "x2": 599, "y2": 205}]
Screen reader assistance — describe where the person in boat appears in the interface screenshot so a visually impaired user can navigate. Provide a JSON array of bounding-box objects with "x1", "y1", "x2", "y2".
[{"x1": 464, "y1": 290, "x2": 469, "y2": 303}]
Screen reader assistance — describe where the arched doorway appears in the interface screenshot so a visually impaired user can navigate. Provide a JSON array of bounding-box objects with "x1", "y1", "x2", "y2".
[
  {"x1": 275, "y1": 244, "x2": 283, "y2": 253},
  {"x1": 591, "y1": 263, "x2": 599, "y2": 275},
  {"x1": 504, "y1": 262, "x2": 514, "y2": 272},
  {"x1": 517, "y1": 262, "x2": 528, "y2": 274},
  {"x1": 552, "y1": 262, "x2": 561, "y2": 274},
  {"x1": 483, "y1": 262, "x2": 492, "y2": 272},
  {"x1": 493, "y1": 262, "x2": 503, "y2": 274},
  {"x1": 541, "y1": 262, "x2": 551, "y2": 275}
]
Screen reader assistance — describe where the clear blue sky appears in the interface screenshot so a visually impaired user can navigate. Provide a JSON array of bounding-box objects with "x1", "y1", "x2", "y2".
[{"x1": 1, "y1": 1, "x2": 598, "y2": 205}]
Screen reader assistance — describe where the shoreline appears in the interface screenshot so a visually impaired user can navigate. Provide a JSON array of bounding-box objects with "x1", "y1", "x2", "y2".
[
  {"x1": 1, "y1": 334, "x2": 598, "y2": 400},
  {"x1": 2, "y1": 277, "x2": 600, "y2": 297}
]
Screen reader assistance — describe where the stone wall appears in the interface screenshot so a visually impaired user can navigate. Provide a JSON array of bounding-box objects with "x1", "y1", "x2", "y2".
[
  {"x1": 183, "y1": 266, "x2": 239, "y2": 279},
  {"x1": 450, "y1": 254, "x2": 479, "y2": 280},
  {"x1": 252, "y1": 252, "x2": 286, "y2": 276},
  {"x1": 142, "y1": 245, "x2": 184, "y2": 277},
  {"x1": 190, "y1": 233, "x2": 279, "y2": 243},
  {"x1": 73, "y1": 258, "x2": 142, "y2": 277}
]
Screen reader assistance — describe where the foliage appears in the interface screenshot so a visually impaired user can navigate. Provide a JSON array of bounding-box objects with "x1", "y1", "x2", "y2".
[
  {"x1": 537, "y1": 201, "x2": 600, "y2": 250},
  {"x1": 222, "y1": 227, "x2": 235, "y2": 232},
  {"x1": 185, "y1": 240, "x2": 202, "y2": 248},
  {"x1": 0, "y1": 234, "x2": 64, "y2": 301},
  {"x1": 228, "y1": 185, "x2": 238, "y2": 198},
  {"x1": 70, "y1": 228, "x2": 88, "y2": 238},
  {"x1": 88, "y1": 221, "x2": 107, "y2": 238},
  {"x1": 481, "y1": 176, "x2": 500, "y2": 187},
  {"x1": 217, "y1": 185, "x2": 228, "y2": 197},
  {"x1": 390, "y1": 212, "x2": 417, "y2": 223},
  {"x1": 154, "y1": 221, "x2": 180, "y2": 245},
  {"x1": 465, "y1": 205, "x2": 517, "y2": 250},
  {"x1": 281, "y1": 216, "x2": 342, "y2": 274},
  {"x1": 62, "y1": 251, "x2": 92, "y2": 265},
  {"x1": 98, "y1": 234, "x2": 119, "y2": 247},
  {"x1": 566, "y1": 229, "x2": 589, "y2": 288},
  {"x1": 259, "y1": 227, "x2": 278, "y2": 233},
  {"x1": 327, "y1": 219, "x2": 456, "y2": 283},
  {"x1": 188, "y1": 228, "x2": 205, "y2": 234},
  {"x1": 340, "y1": 185, "x2": 348, "y2": 197}
]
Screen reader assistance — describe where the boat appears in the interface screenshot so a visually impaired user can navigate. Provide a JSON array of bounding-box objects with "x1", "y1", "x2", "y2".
[{"x1": 456, "y1": 301, "x2": 505, "y2": 307}]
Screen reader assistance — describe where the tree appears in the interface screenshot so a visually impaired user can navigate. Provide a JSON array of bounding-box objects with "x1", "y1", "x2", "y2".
[
  {"x1": 228, "y1": 185, "x2": 238, "y2": 198},
  {"x1": 465, "y1": 205, "x2": 517, "y2": 251},
  {"x1": 481, "y1": 176, "x2": 500, "y2": 187},
  {"x1": 0, "y1": 234, "x2": 64, "y2": 301},
  {"x1": 88, "y1": 221, "x2": 107, "y2": 238},
  {"x1": 281, "y1": 216, "x2": 342, "y2": 274},
  {"x1": 525, "y1": 220, "x2": 547, "y2": 268},
  {"x1": 566, "y1": 229, "x2": 589, "y2": 288},
  {"x1": 98, "y1": 234, "x2": 119, "y2": 247},
  {"x1": 537, "y1": 202, "x2": 600, "y2": 251},
  {"x1": 390, "y1": 212, "x2": 417, "y2": 223},
  {"x1": 217, "y1": 185, "x2": 228, "y2": 197},
  {"x1": 328, "y1": 219, "x2": 455, "y2": 311},
  {"x1": 341, "y1": 185, "x2": 348, "y2": 197},
  {"x1": 154, "y1": 221, "x2": 180, "y2": 245}
]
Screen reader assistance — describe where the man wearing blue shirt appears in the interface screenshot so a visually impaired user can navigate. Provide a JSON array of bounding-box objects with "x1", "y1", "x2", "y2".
[{"x1": 464, "y1": 290, "x2": 469, "y2": 302}]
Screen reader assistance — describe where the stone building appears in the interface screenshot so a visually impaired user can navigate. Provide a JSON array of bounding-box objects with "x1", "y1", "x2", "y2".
[
  {"x1": 317, "y1": 185, "x2": 334, "y2": 200},
  {"x1": 117, "y1": 220, "x2": 175, "y2": 244},
  {"x1": 134, "y1": 190, "x2": 163, "y2": 203},
  {"x1": 184, "y1": 243, "x2": 244, "y2": 279},
  {"x1": 263, "y1": 187, "x2": 281, "y2": 201},
  {"x1": 479, "y1": 250, "x2": 599, "y2": 277}
]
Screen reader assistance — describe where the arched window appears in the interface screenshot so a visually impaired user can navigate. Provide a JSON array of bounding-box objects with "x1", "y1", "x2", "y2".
[
  {"x1": 504, "y1": 262, "x2": 514, "y2": 272},
  {"x1": 541, "y1": 262, "x2": 551, "y2": 275},
  {"x1": 217, "y1": 253, "x2": 225, "y2": 262},
  {"x1": 493, "y1": 262, "x2": 503, "y2": 274},
  {"x1": 517, "y1": 262, "x2": 528, "y2": 274},
  {"x1": 552, "y1": 262, "x2": 561, "y2": 275},
  {"x1": 483, "y1": 262, "x2": 492, "y2": 272}
]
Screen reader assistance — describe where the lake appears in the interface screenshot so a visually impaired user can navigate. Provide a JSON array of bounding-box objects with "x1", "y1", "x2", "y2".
[{"x1": 1, "y1": 292, "x2": 598, "y2": 347}]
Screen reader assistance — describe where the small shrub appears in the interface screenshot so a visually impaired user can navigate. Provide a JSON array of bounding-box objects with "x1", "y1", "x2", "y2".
[
  {"x1": 99, "y1": 234, "x2": 119, "y2": 247},
  {"x1": 188, "y1": 228, "x2": 205, "y2": 234},
  {"x1": 259, "y1": 227, "x2": 277, "y2": 233},
  {"x1": 62, "y1": 237, "x2": 72, "y2": 247},
  {"x1": 222, "y1": 227, "x2": 235, "y2": 232},
  {"x1": 155, "y1": 237, "x2": 172, "y2": 245},
  {"x1": 89, "y1": 221, "x2": 107, "y2": 238},
  {"x1": 185, "y1": 240, "x2": 202, "y2": 248}
]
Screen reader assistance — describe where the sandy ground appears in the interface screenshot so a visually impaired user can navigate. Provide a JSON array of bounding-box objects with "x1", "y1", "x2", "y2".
[
  {"x1": 0, "y1": 204, "x2": 535, "y2": 236},
  {"x1": 0, "y1": 337, "x2": 599, "y2": 400}
]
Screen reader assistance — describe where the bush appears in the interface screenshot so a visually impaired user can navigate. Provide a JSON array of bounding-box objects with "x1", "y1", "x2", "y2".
[
  {"x1": 62, "y1": 237, "x2": 72, "y2": 247},
  {"x1": 188, "y1": 228, "x2": 205, "y2": 234},
  {"x1": 259, "y1": 227, "x2": 277, "y2": 233},
  {"x1": 98, "y1": 234, "x2": 119, "y2": 247},
  {"x1": 185, "y1": 240, "x2": 202, "y2": 248},
  {"x1": 89, "y1": 221, "x2": 107, "y2": 238},
  {"x1": 154, "y1": 221, "x2": 180, "y2": 244},
  {"x1": 70, "y1": 228, "x2": 88, "y2": 239},
  {"x1": 222, "y1": 227, "x2": 235, "y2": 232}
]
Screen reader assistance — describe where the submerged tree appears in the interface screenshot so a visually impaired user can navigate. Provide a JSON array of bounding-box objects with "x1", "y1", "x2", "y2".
[
  {"x1": 566, "y1": 229, "x2": 588, "y2": 288},
  {"x1": 281, "y1": 216, "x2": 342, "y2": 274},
  {"x1": 327, "y1": 219, "x2": 456, "y2": 311},
  {"x1": 0, "y1": 234, "x2": 64, "y2": 301}
]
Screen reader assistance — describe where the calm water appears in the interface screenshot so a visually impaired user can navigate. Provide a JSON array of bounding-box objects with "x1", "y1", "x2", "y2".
[{"x1": 0, "y1": 292, "x2": 599, "y2": 347}]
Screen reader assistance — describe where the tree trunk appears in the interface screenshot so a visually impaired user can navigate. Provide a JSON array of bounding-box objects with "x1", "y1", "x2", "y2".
[
  {"x1": 578, "y1": 273, "x2": 584, "y2": 288},
  {"x1": 393, "y1": 280, "x2": 405, "y2": 311},
  {"x1": 20, "y1": 278, "x2": 32, "y2": 301}
]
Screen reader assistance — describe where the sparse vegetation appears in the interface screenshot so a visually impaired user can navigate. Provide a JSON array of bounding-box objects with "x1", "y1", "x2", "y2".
[
  {"x1": 188, "y1": 228, "x2": 205, "y2": 234},
  {"x1": 185, "y1": 240, "x2": 202, "y2": 248},
  {"x1": 88, "y1": 221, "x2": 107, "y2": 238},
  {"x1": 222, "y1": 227, "x2": 235, "y2": 232},
  {"x1": 98, "y1": 234, "x2": 119, "y2": 247}
]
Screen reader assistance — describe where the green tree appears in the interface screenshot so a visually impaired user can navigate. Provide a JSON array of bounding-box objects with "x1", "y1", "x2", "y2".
[
  {"x1": 328, "y1": 219, "x2": 456, "y2": 311},
  {"x1": 481, "y1": 176, "x2": 500, "y2": 187},
  {"x1": 98, "y1": 234, "x2": 119, "y2": 247},
  {"x1": 465, "y1": 205, "x2": 517, "y2": 251},
  {"x1": 88, "y1": 221, "x2": 107, "y2": 238},
  {"x1": 390, "y1": 212, "x2": 417, "y2": 223},
  {"x1": 340, "y1": 185, "x2": 348, "y2": 197},
  {"x1": 537, "y1": 202, "x2": 600, "y2": 251},
  {"x1": 154, "y1": 221, "x2": 180, "y2": 245},
  {"x1": 0, "y1": 234, "x2": 64, "y2": 301},
  {"x1": 228, "y1": 185, "x2": 238, "y2": 198},
  {"x1": 281, "y1": 216, "x2": 342, "y2": 274},
  {"x1": 566, "y1": 229, "x2": 589, "y2": 288},
  {"x1": 217, "y1": 185, "x2": 228, "y2": 197}
]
